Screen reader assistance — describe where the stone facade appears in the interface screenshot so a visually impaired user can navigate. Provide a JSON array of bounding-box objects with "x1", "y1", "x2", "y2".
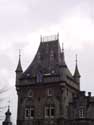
[
  {"x1": 67, "y1": 91, "x2": 94, "y2": 125},
  {"x1": 16, "y1": 35, "x2": 94, "y2": 125}
]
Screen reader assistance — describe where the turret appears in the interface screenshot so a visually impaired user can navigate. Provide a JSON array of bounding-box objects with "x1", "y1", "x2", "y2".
[
  {"x1": 61, "y1": 43, "x2": 66, "y2": 67},
  {"x1": 15, "y1": 50, "x2": 23, "y2": 85},
  {"x1": 2, "y1": 106, "x2": 12, "y2": 125},
  {"x1": 60, "y1": 43, "x2": 67, "y2": 81},
  {"x1": 73, "y1": 55, "x2": 81, "y2": 85}
]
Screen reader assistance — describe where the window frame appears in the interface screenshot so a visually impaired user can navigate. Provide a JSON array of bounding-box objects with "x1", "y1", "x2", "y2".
[
  {"x1": 79, "y1": 106, "x2": 85, "y2": 119},
  {"x1": 47, "y1": 88, "x2": 53, "y2": 96},
  {"x1": 45, "y1": 105, "x2": 55, "y2": 118},
  {"x1": 30, "y1": 107, "x2": 34, "y2": 119},
  {"x1": 25, "y1": 107, "x2": 35, "y2": 119},
  {"x1": 25, "y1": 108, "x2": 30, "y2": 119}
]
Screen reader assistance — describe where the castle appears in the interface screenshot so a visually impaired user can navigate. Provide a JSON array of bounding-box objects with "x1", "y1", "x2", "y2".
[{"x1": 3, "y1": 34, "x2": 94, "y2": 125}]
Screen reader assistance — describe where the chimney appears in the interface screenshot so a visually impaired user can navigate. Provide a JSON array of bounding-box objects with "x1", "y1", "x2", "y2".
[{"x1": 88, "y1": 92, "x2": 91, "y2": 97}]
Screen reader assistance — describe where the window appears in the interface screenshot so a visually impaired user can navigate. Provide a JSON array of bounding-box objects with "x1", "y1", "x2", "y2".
[
  {"x1": 25, "y1": 107, "x2": 34, "y2": 119},
  {"x1": 25, "y1": 108, "x2": 30, "y2": 119},
  {"x1": 45, "y1": 107, "x2": 50, "y2": 117},
  {"x1": 28, "y1": 90, "x2": 33, "y2": 97},
  {"x1": 79, "y1": 106, "x2": 85, "y2": 119},
  {"x1": 36, "y1": 72, "x2": 43, "y2": 83},
  {"x1": 48, "y1": 88, "x2": 53, "y2": 96},
  {"x1": 30, "y1": 108, "x2": 34, "y2": 118},
  {"x1": 51, "y1": 107, "x2": 55, "y2": 116},
  {"x1": 45, "y1": 105, "x2": 55, "y2": 118}
]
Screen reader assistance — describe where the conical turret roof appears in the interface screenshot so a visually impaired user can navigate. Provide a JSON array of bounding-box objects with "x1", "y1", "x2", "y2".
[
  {"x1": 15, "y1": 51, "x2": 23, "y2": 73},
  {"x1": 74, "y1": 55, "x2": 80, "y2": 78}
]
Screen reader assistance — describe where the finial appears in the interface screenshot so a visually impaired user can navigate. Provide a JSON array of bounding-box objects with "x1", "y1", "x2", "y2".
[
  {"x1": 62, "y1": 43, "x2": 64, "y2": 52},
  {"x1": 76, "y1": 54, "x2": 78, "y2": 65},
  {"x1": 57, "y1": 32, "x2": 59, "y2": 40},
  {"x1": 8, "y1": 99, "x2": 10, "y2": 109},
  {"x1": 19, "y1": 49, "x2": 21, "y2": 59},
  {"x1": 40, "y1": 35, "x2": 42, "y2": 42},
  {"x1": 16, "y1": 49, "x2": 23, "y2": 72}
]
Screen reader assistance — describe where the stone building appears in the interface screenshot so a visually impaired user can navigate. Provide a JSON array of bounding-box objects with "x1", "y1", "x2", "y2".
[
  {"x1": 67, "y1": 91, "x2": 94, "y2": 125},
  {"x1": 15, "y1": 34, "x2": 94, "y2": 125}
]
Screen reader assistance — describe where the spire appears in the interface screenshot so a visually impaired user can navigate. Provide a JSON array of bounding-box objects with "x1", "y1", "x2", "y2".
[
  {"x1": 40, "y1": 35, "x2": 42, "y2": 42},
  {"x1": 3, "y1": 105, "x2": 12, "y2": 125},
  {"x1": 57, "y1": 32, "x2": 59, "y2": 40},
  {"x1": 74, "y1": 55, "x2": 81, "y2": 82},
  {"x1": 15, "y1": 50, "x2": 23, "y2": 73},
  {"x1": 61, "y1": 43, "x2": 66, "y2": 67}
]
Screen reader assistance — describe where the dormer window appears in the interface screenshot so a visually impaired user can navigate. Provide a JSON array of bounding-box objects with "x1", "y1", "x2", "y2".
[{"x1": 36, "y1": 72, "x2": 43, "y2": 83}]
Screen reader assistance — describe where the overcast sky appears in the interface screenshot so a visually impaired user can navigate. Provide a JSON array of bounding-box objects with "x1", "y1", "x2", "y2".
[{"x1": 0, "y1": 0, "x2": 94, "y2": 124}]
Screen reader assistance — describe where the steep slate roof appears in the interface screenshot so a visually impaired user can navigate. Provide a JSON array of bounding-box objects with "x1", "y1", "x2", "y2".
[{"x1": 21, "y1": 37, "x2": 73, "y2": 82}]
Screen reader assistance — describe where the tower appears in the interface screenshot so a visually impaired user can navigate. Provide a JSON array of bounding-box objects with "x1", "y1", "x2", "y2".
[
  {"x1": 2, "y1": 106, "x2": 12, "y2": 125},
  {"x1": 16, "y1": 35, "x2": 80, "y2": 125},
  {"x1": 15, "y1": 50, "x2": 23, "y2": 86}
]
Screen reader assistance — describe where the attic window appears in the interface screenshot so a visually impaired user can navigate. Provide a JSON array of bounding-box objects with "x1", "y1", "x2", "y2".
[{"x1": 36, "y1": 72, "x2": 43, "y2": 83}]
